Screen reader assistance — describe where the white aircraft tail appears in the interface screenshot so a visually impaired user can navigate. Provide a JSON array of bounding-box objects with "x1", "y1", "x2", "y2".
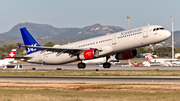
[
  {"x1": 108, "y1": 55, "x2": 116, "y2": 61},
  {"x1": 145, "y1": 53, "x2": 153, "y2": 61},
  {"x1": 160, "y1": 61, "x2": 172, "y2": 66},
  {"x1": 165, "y1": 61, "x2": 173, "y2": 66}
]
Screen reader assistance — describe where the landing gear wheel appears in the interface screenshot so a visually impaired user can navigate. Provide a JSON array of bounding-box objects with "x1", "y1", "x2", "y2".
[
  {"x1": 151, "y1": 51, "x2": 156, "y2": 55},
  {"x1": 77, "y1": 63, "x2": 86, "y2": 69},
  {"x1": 103, "y1": 62, "x2": 111, "y2": 68}
]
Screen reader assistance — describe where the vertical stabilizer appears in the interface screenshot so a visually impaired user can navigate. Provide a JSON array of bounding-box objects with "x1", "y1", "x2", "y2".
[
  {"x1": 5, "y1": 49, "x2": 17, "y2": 60},
  {"x1": 20, "y1": 27, "x2": 40, "y2": 55},
  {"x1": 145, "y1": 53, "x2": 153, "y2": 61}
]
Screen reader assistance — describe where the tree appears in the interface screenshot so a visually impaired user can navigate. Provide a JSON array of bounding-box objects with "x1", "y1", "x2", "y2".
[
  {"x1": 16, "y1": 43, "x2": 26, "y2": 56},
  {"x1": 0, "y1": 53, "x2": 6, "y2": 59},
  {"x1": 136, "y1": 47, "x2": 147, "y2": 57},
  {"x1": 43, "y1": 42, "x2": 55, "y2": 47}
]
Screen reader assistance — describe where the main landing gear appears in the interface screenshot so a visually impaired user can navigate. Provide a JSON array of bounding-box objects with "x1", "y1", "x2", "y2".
[
  {"x1": 103, "y1": 56, "x2": 111, "y2": 69},
  {"x1": 150, "y1": 44, "x2": 156, "y2": 55},
  {"x1": 103, "y1": 62, "x2": 111, "y2": 68},
  {"x1": 77, "y1": 62, "x2": 86, "y2": 69}
]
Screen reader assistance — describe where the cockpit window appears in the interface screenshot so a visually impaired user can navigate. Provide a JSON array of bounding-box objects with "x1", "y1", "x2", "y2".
[
  {"x1": 159, "y1": 28, "x2": 164, "y2": 30},
  {"x1": 153, "y1": 27, "x2": 164, "y2": 31}
]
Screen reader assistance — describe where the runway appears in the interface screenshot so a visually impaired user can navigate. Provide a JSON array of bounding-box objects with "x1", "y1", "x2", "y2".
[
  {"x1": 0, "y1": 76, "x2": 180, "y2": 84},
  {"x1": 2, "y1": 63, "x2": 180, "y2": 71},
  {"x1": 1, "y1": 64, "x2": 180, "y2": 84}
]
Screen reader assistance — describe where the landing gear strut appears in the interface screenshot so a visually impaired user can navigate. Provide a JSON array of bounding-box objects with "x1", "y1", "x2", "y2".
[
  {"x1": 150, "y1": 44, "x2": 156, "y2": 55},
  {"x1": 77, "y1": 62, "x2": 86, "y2": 69},
  {"x1": 103, "y1": 56, "x2": 111, "y2": 69}
]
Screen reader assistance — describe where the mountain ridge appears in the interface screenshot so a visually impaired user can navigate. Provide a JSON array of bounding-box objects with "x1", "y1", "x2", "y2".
[
  {"x1": 1, "y1": 22, "x2": 180, "y2": 47},
  {"x1": 0, "y1": 22, "x2": 124, "y2": 45}
]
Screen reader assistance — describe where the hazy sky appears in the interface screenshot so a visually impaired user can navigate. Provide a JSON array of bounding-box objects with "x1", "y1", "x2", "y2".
[{"x1": 0, "y1": 0, "x2": 180, "y2": 33}]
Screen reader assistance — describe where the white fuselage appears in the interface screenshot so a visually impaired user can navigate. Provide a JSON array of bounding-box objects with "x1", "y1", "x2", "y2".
[
  {"x1": 0, "y1": 59, "x2": 17, "y2": 66},
  {"x1": 150, "y1": 59, "x2": 178, "y2": 63},
  {"x1": 25, "y1": 25, "x2": 171, "y2": 64}
]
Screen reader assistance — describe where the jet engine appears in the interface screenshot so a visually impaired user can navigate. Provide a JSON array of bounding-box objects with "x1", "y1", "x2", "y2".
[
  {"x1": 78, "y1": 48, "x2": 99, "y2": 60},
  {"x1": 115, "y1": 49, "x2": 137, "y2": 60}
]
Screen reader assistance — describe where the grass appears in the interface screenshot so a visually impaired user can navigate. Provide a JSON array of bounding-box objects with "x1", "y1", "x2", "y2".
[
  {"x1": 0, "y1": 70, "x2": 180, "y2": 76},
  {"x1": 0, "y1": 84, "x2": 180, "y2": 101}
]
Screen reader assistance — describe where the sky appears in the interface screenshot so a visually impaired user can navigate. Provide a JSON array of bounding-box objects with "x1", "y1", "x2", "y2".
[{"x1": 0, "y1": 0, "x2": 180, "y2": 33}]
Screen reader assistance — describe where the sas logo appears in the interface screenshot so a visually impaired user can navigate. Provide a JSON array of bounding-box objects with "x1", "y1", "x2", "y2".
[{"x1": 27, "y1": 43, "x2": 38, "y2": 53}]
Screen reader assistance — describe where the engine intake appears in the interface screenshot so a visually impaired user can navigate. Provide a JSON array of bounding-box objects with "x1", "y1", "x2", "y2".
[
  {"x1": 115, "y1": 49, "x2": 137, "y2": 60},
  {"x1": 78, "y1": 48, "x2": 99, "y2": 60}
]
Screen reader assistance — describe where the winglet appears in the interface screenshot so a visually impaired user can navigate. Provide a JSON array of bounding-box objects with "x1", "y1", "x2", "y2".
[{"x1": 18, "y1": 44, "x2": 22, "y2": 49}]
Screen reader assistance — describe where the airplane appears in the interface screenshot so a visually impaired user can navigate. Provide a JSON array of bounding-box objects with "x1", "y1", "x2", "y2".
[
  {"x1": 0, "y1": 49, "x2": 17, "y2": 66},
  {"x1": 17, "y1": 25, "x2": 171, "y2": 69},
  {"x1": 3, "y1": 64, "x2": 23, "y2": 69},
  {"x1": 145, "y1": 53, "x2": 178, "y2": 63},
  {"x1": 145, "y1": 53, "x2": 180, "y2": 66}
]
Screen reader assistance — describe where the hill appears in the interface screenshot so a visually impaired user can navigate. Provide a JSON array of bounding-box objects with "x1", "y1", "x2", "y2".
[
  {"x1": 163, "y1": 31, "x2": 180, "y2": 47},
  {"x1": 0, "y1": 22, "x2": 124, "y2": 45}
]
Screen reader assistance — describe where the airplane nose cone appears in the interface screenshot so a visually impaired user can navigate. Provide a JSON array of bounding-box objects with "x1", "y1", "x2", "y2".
[{"x1": 165, "y1": 30, "x2": 171, "y2": 38}]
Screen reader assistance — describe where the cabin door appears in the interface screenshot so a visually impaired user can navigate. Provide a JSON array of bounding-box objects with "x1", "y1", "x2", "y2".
[
  {"x1": 38, "y1": 53, "x2": 43, "y2": 62},
  {"x1": 143, "y1": 27, "x2": 148, "y2": 37},
  {"x1": 112, "y1": 35, "x2": 116, "y2": 45}
]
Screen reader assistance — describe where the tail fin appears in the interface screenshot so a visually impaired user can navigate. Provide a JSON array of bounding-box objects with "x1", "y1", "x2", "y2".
[
  {"x1": 20, "y1": 27, "x2": 40, "y2": 55},
  {"x1": 145, "y1": 53, "x2": 153, "y2": 61},
  {"x1": 5, "y1": 49, "x2": 17, "y2": 60},
  {"x1": 108, "y1": 55, "x2": 116, "y2": 61}
]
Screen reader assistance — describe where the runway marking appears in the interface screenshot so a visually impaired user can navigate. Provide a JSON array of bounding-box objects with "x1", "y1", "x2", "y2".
[{"x1": 0, "y1": 76, "x2": 180, "y2": 84}]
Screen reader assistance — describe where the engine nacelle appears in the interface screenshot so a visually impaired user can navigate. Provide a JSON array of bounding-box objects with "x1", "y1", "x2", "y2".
[
  {"x1": 78, "y1": 48, "x2": 99, "y2": 60},
  {"x1": 115, "y1": 49, "x2": 137, "y2": 60}
]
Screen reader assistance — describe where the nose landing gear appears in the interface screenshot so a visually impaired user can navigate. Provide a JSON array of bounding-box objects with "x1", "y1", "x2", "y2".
[{"x1": 150, "y1": 44, "x2": 156, "y2": 55}]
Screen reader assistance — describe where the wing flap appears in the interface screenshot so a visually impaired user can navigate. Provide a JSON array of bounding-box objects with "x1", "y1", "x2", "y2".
[
  {"x1": 21, "y1": 45, "x2": 103, "y2": 55},
  {"x1": 22, "y1": 45, "x2": 82, "y2": 51}
]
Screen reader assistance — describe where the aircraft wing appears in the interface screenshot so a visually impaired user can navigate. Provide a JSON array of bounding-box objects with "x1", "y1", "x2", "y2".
[
  {"x1": 13, "y1": 57, "x2": 32, "y2": 60},
  {"x1": 23, "y1": 45, "x2": 82, "y2": 51},
  {"x1": 22, "y1": 45, "x2": 101, "y2": 55},
  {"x1": 5, "y1": 57, "x2": 32, "y2": 60}
]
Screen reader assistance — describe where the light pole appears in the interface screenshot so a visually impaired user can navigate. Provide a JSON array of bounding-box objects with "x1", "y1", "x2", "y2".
[
  {"x1": 171, "y1": 16, "x2": 174, "y2": 59},
  {"x1": 127, "y1": 16, "x2": 130, "y2": 65},
  {"x1": 127, "y1": 16, "x2": 130, "y2": 30}
]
